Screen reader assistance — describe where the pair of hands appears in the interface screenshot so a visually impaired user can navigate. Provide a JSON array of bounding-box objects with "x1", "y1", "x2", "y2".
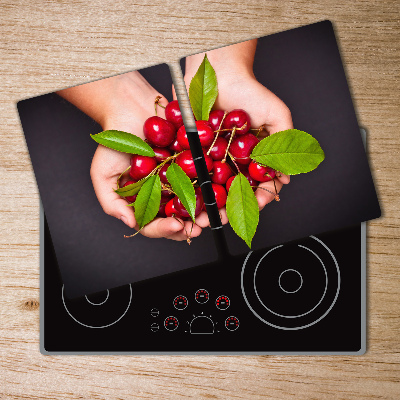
[{"x1": 90, "y1": 70, "x2": 292, "y2": 242}]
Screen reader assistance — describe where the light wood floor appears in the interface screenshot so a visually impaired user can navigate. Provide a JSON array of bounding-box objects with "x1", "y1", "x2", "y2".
[{"x1": 0, "y1": 1, "x2": 399, "y2": 398}]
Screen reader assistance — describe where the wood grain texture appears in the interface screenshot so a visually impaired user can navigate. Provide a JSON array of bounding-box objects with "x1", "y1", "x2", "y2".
[{"x1": 1, "y1": 0, "x2": 399, "y2": 398}]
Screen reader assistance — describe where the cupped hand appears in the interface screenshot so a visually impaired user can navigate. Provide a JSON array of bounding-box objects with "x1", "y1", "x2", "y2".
[
  {"x1": 176, "y1": 72, "x2": 293, "y2": 229},
  {"x1": 87, "y1": 73, "x2": 202, "y2": 241}
]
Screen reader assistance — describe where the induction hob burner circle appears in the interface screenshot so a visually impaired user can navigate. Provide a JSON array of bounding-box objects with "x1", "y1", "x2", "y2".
[
  {"x1": 85, "y1": 290, "x2": 109, "y2": 305},
  {"x1": 62, "y1": 285, "x2": 132, "y2": 329},
  {"x1": 278, "y1": 269, "x2": 303, "y2": 293},
  {"x1": 241, "y1": 236, "x2": 340, "y2": 330}
]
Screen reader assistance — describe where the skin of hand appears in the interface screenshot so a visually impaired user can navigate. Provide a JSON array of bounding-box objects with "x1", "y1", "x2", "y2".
[
  {"x1": 175, "y1": 40, "x2": 292, "y2": 229},
  {"x1": 57, "y1": 72, "x2": 202, "y2": 241}
]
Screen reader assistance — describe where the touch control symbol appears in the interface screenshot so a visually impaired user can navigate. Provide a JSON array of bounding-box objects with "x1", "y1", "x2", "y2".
[
  {"x1": 150, "y1": 308, "x2": 159, "y2": 317},
  {"x1": 216, "y1": 295, "x2": 230, "y2": 310},
  {"x1": 195, "y1": 289, "x2": 209, "y2": 304},
  {"x1": 164, "y1": 316, "x2": 179, "y2": 331},
  {"x1": 150, "y1": 323, "x2": 159, "y2": 332},
  {"x1": 225, "y1": 316, "x2": 239, "y2": 331},
  {"x1": 173, "y1": 295, "x2": 188, "y2": 310}
]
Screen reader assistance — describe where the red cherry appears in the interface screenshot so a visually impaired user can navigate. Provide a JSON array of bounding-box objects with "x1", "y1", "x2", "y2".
[
  {"x1": 143, "y1": 116, "x2": 176, "y2": 147},
  {"x1": 175, "y1": 150, "x2": 213, "y2": 179},
  {"x1": 173, "y1": 188, "x2": 204, "y2": 218},
  {"x1": 222, "y1": 109, "x2": 251, "y2": 135},
  {"x1": 207, "y1": 136, "x2": 228, "y2": 161},
  {"x1": 152, "y1": 147, "x2": 172, "y2": 163},
  {"x1": 203, "y1": 150, "x2": 214, "y2": 172},
  {"x1": 175, "y1": 150, "x2": 197, "y2": 179},
  {"x1": 165, "y1": 198, "x2": 177, "y2": 217},
  {"x1": 208, "y1": 110, "x2": 225, "y2": 131},
  {"x1": 243, "y1": 171, "x2": 259, "y2": 189},
  {"x1": 211, "y1": 183, "x2": 227, "y2": 209},
  {"x1": 211, "y1": 161, "x2": 234, "y2": 185},
  {"x1": 158, "y1": 163, "x2": 170, "y2": 184},
  {"x1": 122, "y1": 180, "x2": 138, "y2": 203},
  {"x1": 229, "y1": 133, "x2": 259, "y2": 165},
  {"x1": 226, "y1": 176, "x2": 235, "y2": 192},
  {"x1": 165, "y1": 100, "x2": 183, "y2": 129},
  {"x1": 177, "y1": 121, "x2": 215, "y2": 149},
  {"x1": 129, "y1": 155, "x2": 157, "y2": 181},
  {"x1": 169, "y1": 137, "x2": 184, "y2": 153},
  {"x1": 248, "y1": 161, "x2": 276, "y2": 182},
  {"x1": 157, "y1": 202, "x2": 167, "y2": 217},
  {"x1": 161, "y1": 191, "x2": 173, "y2": 202}
]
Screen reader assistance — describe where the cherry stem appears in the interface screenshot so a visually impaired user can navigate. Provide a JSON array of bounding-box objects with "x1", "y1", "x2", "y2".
[
  {"x1": 154, "y1": 95, "x2": 165, "y2": 116},
  {"x1": 228, "y1": 151, "x2": 240, "y2": 173},
  {"x1": 251, "y1": 185, "x2": 280, "y2": 201},
  {"x1": 116, "y1": 165, "x2": 132, "y2": 189},
  {"x1": 173, "y1": 216, "x2": 192, "y2": 245},
  {"x1": 207, "y1": 111, "x2": 229, "y2": 156},
  {"x1": 222, "y1": 126, "x2": 236, "y2": 163},
  {"x1": 124, "y1": 226, "x2": 144, "y2": 238}
]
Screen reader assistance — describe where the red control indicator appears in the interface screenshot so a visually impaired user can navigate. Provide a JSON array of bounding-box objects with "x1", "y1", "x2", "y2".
[
  {"x1": 195, "y1": 289, "x2": 209, "y2": 304},
  {"x1": 225, "y1": 316, "x2": 239, "y2": 331},
  {"x1": 164, "y1": 316, "x2": 179, "y2": 331},
  {"x1": 173, "y1": 295, "x2": 188, "y2": 310},
  {"x1": 216, "y1": 295, "x2": 230, "y2": 310}
]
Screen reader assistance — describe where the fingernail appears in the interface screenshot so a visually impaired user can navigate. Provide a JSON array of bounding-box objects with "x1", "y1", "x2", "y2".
[{"x1": 120, "y1": 216, "x2": 129, "y2": 226}]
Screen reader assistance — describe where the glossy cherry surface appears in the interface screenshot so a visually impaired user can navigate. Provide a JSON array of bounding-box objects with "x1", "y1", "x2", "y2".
[
  {"x1": 211, "y1": 161, "x2": 234, "y2": 185},
  {"x1": 129, "y1": 155, "x2": 157, "y2": 181},
  {"x1": 229, "y1": 133, "x2": 259, "y2": 165},
  {"x1": 248, "y1": 161, "x2": 276, "y2": 182},
  {"x1": 222, "y1": 109, "x2": 251, "y2": 135},
  {"x1": 173, "y1": 188, "x2": 204, "y2": 218},
  {"x1": 143, "y1": 116, "x2": 176, "y2": 147},
  {"x1": 207, "y1": 136, "x2": 228, "y2": 161},
  {"x1": 208, "y1": 110, "x2": 225, "y2": 131},
  {"x1": 211, "y1": 183, "x2": 227, "y2": 209},
  {"x1": 122, "y1": 180, "x2": 138, "y2": 203},
  {"x1": 152, "y1": 147, "x2": 172, "y2": 163},
  {"x1": 165, "y1": 100, "x2": 183, "y2": 129}
]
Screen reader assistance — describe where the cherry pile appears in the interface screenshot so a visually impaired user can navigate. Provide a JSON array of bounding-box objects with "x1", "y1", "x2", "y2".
[{"x1": 122, "y1": 100, "x2": 277, "y2": 221}]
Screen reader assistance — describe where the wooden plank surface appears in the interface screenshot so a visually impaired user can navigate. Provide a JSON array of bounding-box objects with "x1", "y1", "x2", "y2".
[{"x1": 0, "y1": 1, "x2": 399, "y2": 398}]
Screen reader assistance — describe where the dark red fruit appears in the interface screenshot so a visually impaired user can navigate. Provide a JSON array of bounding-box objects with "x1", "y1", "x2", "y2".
[
  {"x1": 152, "y1": 147, "x2": 172, "y2": 163},
  {"x1": 158, "y1": 163, "x2": 170, "y2": 184},
  {"x1": 169, "y1": 137, "x2": 184, "y2": 153},
  {"x1": 207, "y1": 136, "x2": 228, "y2": 161},
  {"x1": 229, "y1": 133, "x2": 259, "y2": 165},
  {"x1": 175, "y1": 150, "x2": 213, "y2": 179},
  {"x1": 157, "y1": 202, "x2": 167, "y2": 217},
  {"x1": 143, "y1": 116, "x2": 176, "y2": 147},
  {"x1": 122, "y1": 181, "x2": 138, "y2": 203},
  {"x1": 165, "y1": 198, "x2": 177, "y2": 217},
  {"x1": 175, "y1": 150, "x2": 197, "y2": 179},
  {"x1": 161, "y1": 191, "x2": 173, "y2": 202},
  {"x1": 208, "y1": 110, "x2": 225, "y2": 131},
  {"x1": 211, "y1": 161, "x2": 234, "y2": 185},
  {"x1": 130, "y1": 155, "x2": 157, "y2": 181},
  {"x1": 165, "y1": 100, "x2": 183, "y2": 129},
  {"x1": 222, "y1": 109, "x2": 251, "y2": 135},
  {"x1": 243, "y1": 171, "x2": 259, "y2": 189},
  {"x1": 211, "y1": 183, "x2": 227, "y2": 209},
  {"x1": 248, "y1": 161, "x2": 276, "y2": 182},
  {"x1": 177, "y1": 121, "x2": 215, "y2": 150},
  {"x1": 226, "y1": 176, "x2": 235, "y2": 192},
  {"x1": 173, "y1": 188, "x2": 204, "y2": 218}
]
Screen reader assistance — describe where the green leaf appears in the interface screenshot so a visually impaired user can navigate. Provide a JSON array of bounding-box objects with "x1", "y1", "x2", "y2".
[
  {"x1": 115, "y1": 177, "x2": 148, "y2": 197},
  {"x1": 91, "y1": 130, "x2": 155, "y2": 156},
  {"x1": 166, "y1": 163, "x2": 196, "y2": 222},
  {"x1": 132, "y1": 175, "x2": 161, "y2": 229},
  {"x1": 189, "y1": 54, "x2": 218, "y2": 121},
  {"x1": 226, "y1": 173, "x2": 259, "y2": 248},
  {"x1": 250, "y1": 129, "x2": 325, "y2": 175}
]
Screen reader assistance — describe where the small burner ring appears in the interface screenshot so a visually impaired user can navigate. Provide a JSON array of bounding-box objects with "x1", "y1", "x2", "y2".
[{"x1": 278, "y1": 269, "x2": 303, "y2": 294}]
